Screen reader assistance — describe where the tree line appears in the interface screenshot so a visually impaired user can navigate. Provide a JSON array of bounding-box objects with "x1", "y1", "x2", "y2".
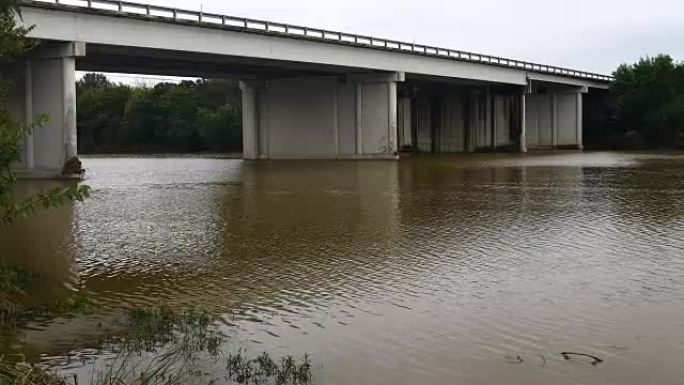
[
  {"x1": 585, "y1": 54, "x2": 684, "y2": 149},
  {"x1": 76, "y1": 73, "x2": 243, "y2": 154}
]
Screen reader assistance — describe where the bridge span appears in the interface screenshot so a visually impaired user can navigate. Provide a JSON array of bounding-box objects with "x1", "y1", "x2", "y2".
[{"x1": 10, "y1": 0, "x2": 612, "y2": 175}]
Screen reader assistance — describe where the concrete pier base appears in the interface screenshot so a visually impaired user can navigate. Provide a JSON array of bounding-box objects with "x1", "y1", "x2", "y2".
[
  {"x1": 398, "y1": 80, "x2": 586, "y2": 155},
  {"x1": 9, "y1": 42, "x2": 85, "y2": 176},
  {"x1": 12, "y1": 170, "x2": 84, "y2": 180},
  {"x1": 240, "y1": 72, "x2": 403, "y2": 160},
  {"x1": 524, "y1": 82, "x2": 586, "y2": 150}
]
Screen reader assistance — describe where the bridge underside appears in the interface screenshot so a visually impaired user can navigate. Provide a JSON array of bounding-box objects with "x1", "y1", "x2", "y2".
[
  {"x1": 397, "y1": 77, "x2": 584, "y2": 154},
  {"x1": 9, "y1": 41, "x2": 588, "y2": 175}
]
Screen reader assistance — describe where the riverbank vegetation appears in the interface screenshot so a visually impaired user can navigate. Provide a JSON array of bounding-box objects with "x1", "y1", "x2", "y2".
[
  {"x1": 76, "y1": 74, "x2": 243, "y2": 154},
  {"x1": 0, "y1": 270, "x2": 313, "y2": 384},
  {"x1": 1, "y1": 3, "x2": 310, "y2": 382},
  {"x1": 586, "y1": 54, "x2": 684, "y2": 149},
  {"x1": 0, "y1": 266, "x2": 34, "y2": 328}
]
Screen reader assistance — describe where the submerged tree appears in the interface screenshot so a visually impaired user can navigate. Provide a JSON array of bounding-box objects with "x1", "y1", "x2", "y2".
[{"x1": 0, "y1": 0, "x2": 90, "y2": 224}]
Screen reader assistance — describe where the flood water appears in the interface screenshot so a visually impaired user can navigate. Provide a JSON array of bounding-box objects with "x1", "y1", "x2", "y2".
[{"x1": 2, "y1": 152, "x2": 684, "y2": 385}]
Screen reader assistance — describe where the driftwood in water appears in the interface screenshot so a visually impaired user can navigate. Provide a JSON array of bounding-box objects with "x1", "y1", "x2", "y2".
[{"x1": 561, "y1": 352, "x2": 603, "y2": 366}]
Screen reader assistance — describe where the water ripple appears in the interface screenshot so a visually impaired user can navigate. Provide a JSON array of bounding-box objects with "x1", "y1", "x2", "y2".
[{"x1": 2, "y1": 153, "x2": 684, "y2": 384}]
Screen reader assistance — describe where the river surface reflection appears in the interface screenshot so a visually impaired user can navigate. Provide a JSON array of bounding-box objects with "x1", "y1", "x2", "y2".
[{"x1": 2, "y1": 152, "x2": 684, "y2": 385}]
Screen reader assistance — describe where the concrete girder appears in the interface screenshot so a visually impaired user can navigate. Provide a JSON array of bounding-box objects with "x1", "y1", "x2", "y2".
[{"x1": 19, "y1": 5, "x2": 609, "y2": 89}]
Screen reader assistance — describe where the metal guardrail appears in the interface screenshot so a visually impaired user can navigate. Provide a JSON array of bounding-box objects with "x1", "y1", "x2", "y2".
[{"x1": 27, "y1": 0, "x2": 614, "y2": 82}]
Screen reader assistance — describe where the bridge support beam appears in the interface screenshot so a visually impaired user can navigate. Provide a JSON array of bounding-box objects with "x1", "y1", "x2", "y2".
[
  {"x1": 240, "y1": 73, "x2": 403, "y2": 160},
  {"x1": 10, "y1": 42, "x2": 84, "y2": 177}
]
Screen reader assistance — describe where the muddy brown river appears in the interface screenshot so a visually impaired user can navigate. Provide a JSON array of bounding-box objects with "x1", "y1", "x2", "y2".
[{"x1": 2, "y1": 152, "x2": 684, "y2": 384}]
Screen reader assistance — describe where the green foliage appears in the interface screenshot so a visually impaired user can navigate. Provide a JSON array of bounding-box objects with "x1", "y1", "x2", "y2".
[
  {"x1": 124, "y1": 307, "x2": 223, "y2": 357},
  {"x1": 78, "y1": 81, "x2": 133, "y2": 150},
  {"x1": 0, "y1": 265, "x2": 35, "y2": 293},
  {"x1": 52, "y1": 290, "x2": 91, "y2": 314},
  {"x1": 0, "y1": 300, "x2": 314, "y2": 384},
  {"x1": 0, "y1": 0, "x2": 33, "y2": 109},
  {"x1": 196, "y1": 101, "x2": 241, "y2": 151},
  {"x1": 227, "y1": 350, "x2": 312, "y2": 385},
  {"x1": 77, "y1": 72, "x2": 110, "y2": 90},
  {"x1": 0, "y1": 0, "x2": 32, "y2": 167},
  {"x1": 77, "y1": 76, "x2": 243, "y2": 153},
  {"x1": 104, "y1": 307, "x2": 312, "y2": 385},
  {"x1": 0, "y1": 265, "x2": 35, "y2": 327},
  {"x1": 604, "y1": 54, "x2": 684, "y2": 147},
  {"x1": 0, "y1": 184, "x2": 91, "y2": 225}
]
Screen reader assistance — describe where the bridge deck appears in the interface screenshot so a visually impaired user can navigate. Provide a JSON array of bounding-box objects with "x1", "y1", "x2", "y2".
[{"x1": 22, "y1": 0, "x2": 612, "y2": 84}]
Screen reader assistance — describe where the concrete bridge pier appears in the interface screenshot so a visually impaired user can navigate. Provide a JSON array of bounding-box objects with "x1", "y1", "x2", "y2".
[
  {"x1": 398, "y1": 80, "x2": 586, "y2": 155},
  {"x1": 240, "y1": 72, "x2": 404, "y2": 160},
  {"x1": 524, "y1": 82, "x2": 586, "y2": 150},
  {"x1": 9, "y1": 42, "x2": 84, "y2": 177},
  {"x1": 400, "y1": 83, "x2": 526, "y2": 154}
]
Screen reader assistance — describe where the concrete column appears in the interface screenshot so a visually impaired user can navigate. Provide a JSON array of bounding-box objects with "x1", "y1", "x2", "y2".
[
  {"x1": 242, "y1": 73, "x2": 401, "y2": 160},
  {"x1": 466, "y1": 88, "x2": 484, "y2": 152},
  {"x1": 239, "y1": 81, "x2": 259, "y2": 160},
  {"x1": 552, "y1": 93, "x2": 558, "y2": 147},
  {"x1": 333, "y1": 83, "x2": 339, "y2": 155},
  {"x1": 25, "y1": 42, "x2": 84, "y2": 174},
  {"x1": 485, "y1": 87, "x2": 493, "y2": 148},
  {"x1": 62, "y1": 57, "x2": 77, "y2": 161},
  {"x1": 491, "y1": 92, "x2": 497, "y2": 149},
  {"x1": 355, "y1": 82, "x2": 363, "y2": 155},
  {"x1": 397, "y1": 96, "x2": 412, "y2": 149},
  {"x1": 519, "y1": 92, "x2": 527, "y2": 153},
  {"x1": 388, "y1": 80, "x2": 398, "y2": 155},
  {"x1": 576, "y1": 92, "x2": 583, "y2": 150}
]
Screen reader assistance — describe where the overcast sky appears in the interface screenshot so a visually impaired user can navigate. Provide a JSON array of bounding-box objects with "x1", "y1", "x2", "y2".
[{"x1": 89, "y1": 0, "x2": 683, "y2": 83}]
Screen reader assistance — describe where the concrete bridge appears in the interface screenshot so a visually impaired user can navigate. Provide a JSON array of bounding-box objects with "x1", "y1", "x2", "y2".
[{"x1": 9, "y1": 0, "x2": 611, "y2": 175}]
